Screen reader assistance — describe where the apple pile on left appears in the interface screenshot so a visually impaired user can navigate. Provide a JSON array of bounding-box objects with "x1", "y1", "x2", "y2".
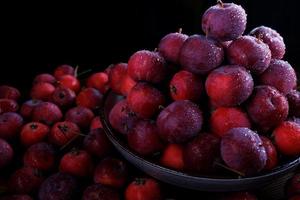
[{"x1": 0, "y1": 65, "x2": 162, "y2": 200}]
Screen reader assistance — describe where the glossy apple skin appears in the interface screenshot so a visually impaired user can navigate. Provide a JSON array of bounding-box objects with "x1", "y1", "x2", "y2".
[
  {"x1": 157, "y1": 100, "x2": 203, "y2": 143},
  {"x1": 202, "y1": 2, "x2": 247, "y2": 41},
  {"x1": 221, "y1": 128, "x2": 267, "y2": 176},
  {"x1": 205, "y1": 65, "x2": 254, "y2": 107},
  {"x1": 227, "y1": 35, "x2": 271, "y2": 75},
  {"x1": 180, "y1": 34, "x2": 224, "y2": 75},
  {"x1": 246, "y1": 85, "x2": 288, "y2": 132}
]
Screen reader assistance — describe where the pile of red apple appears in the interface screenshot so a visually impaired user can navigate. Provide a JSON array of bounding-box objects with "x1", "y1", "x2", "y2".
[
  {"x1": 0, "y1": 1, "x2": 299, "y2": 200},
  {"x1": 0, "y1": 64, "x2": 167, "y2": 200},
  {"x1": 108, "y1": 0, "x2": 300, "y2": 178}
]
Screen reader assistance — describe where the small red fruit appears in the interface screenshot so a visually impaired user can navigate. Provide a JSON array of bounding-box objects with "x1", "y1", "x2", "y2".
[
  {"x1": 0, "y1": 85, "x2": 21, "y2": 101},
  {"x1": 33, "y1": 73, "x2": 56, "y2": 85},
  {"x1": 0, "y1": 138, "x2": 14, "y2": 169},
  {"x1": 59, "y1": 149, "x2": 94, "y2": 177},
  {"x1": 52, "y1": 86, "x2": 76, "y2": 108},
  {"x1": 83, "y1": 128, "x2": 112, "y2": 158},
  {"x1": 58, "y1": 75, "x2": 81, "y2": 93},
  {"x1": 20, "y1": 122, "x2": 49, "y2": 147},
  {"x1": 38, "y1": 172, "x2": 78, "y2": 200},
  {"x1": 30, "y1": 82, "x2": 55, "y2": 101},
  {"x1": 169, "y1": 70, "x2": 203, "y2": 102},
  {"x1": 160, "y1": 144, "x2": 184, "y2": 170},
  {"x1": 0, "y1": 112, "x2": 23, "y2": 139},
  {"x1": 127, "y1": 83, "x2": 165, "y2": 119},
  {"x1": 76, "y1": 88, "x2": 103, "y2": 110},
  {"x1": 20, "y1": 99, "x2": 42, "y2": 119},
  {"x1": 227, "y1": 35, "x2": 271, "y2": 75},
  {"x1": 259, "y1": 59, "x2": 296, "y2": 95},
  {"x1": 109, "y1": 63, "x2": 136, "y2": 96},
  {"x1": 127, "y1": 120, "x2": 163, "y2": 156},
  {"x1": 49, "y1": 121, "x2": 81, "y2": 146},
  {"x1": 24, "y1": 142, "x2": 55, "y2": 171},
  {"x1": 128, "y1": 50, "x2": 166, "y2": 83},
  {"x1": 87, "y1": 72, "x2": 110, "y2": 94},
  {"x1": 54, "y1": 64, "x2": 74, "y2": 79},
  {"x1": 260, "y1": 136, "x2": 278, "y2": 170},
  {"x1": 94, "y1": 158, "x2": 128, "y2": 188},
  {"x1": 246, "y1": 86, "x2": 289, "y2": 132},
  {"x1": 205, "y1": 65, "x2": 254, "y2": 107},
  {"x1": 202, "y1": 2, "x2": 247, "y2": 42},
  {"x1": 158, "y1": 30, "x2": 189, "y2": 64},
  {"x1": 8, "y1": 167, "x2": 43, "y2": 194},
  {"x1": 32, "y1": 102, "x2": 63, "y2": 126},
  {"x1": 184, "y1": 133, "x2": 220, "y2": 173},
  {"x1": 109, "y1": 99, "x2": 139, "y2": 135},
  {"x1": 125, "y1": 178, "x2": 162, "y2": 200},
  {"x1": 65, "y1": 106, "x2": 94, "y2": 129},
  {"x1": 250, "y1": 26, "x2": 285, "y2": 59},
  {"x1": 210, "y1": 107, "x2": 251, "y2": 137},
  {"x1": 221, "y1": 128, "x2": 267, "y2": 176},
  {"x1": 157, "y1": 100, "x2": 203, "y2": 143},
  {"x1": 273, "y1": 121, "x2": 300, "y2": 156},
  {"x1": 109, "y1": 63, "x2": 127, "y2": 94},
  {"x1": 0, "y1": 99, "x2": 19, "y2": 114},
  {"x1": 180, "y1": 35, "x2": 224, "y2": 75}
]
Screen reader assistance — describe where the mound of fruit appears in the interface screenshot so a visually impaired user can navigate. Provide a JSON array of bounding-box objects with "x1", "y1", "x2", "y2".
[
  {"x1": 0, "y1": 64, "x2": 173, "y2": 200},
  {"x1": 108, "y1": 0, "x2": 300, "y2": 178},
  {"x1": 0, "y1": 1, "x2": 299, "y2": 200}
]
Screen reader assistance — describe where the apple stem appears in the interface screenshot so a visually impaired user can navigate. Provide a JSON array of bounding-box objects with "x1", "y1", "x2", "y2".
[
  {"x1": 77, "y1": 69, "x2": 93, "y2": 77},
  {"x1": 134, "y1": 178, "x2": 146, "y2": 185},
  {"x1": 76, "y1": 132, "x2": 87, "y2": 137},
  {"x1": 70, "y1": 147, "x2": 80, "y2": 155},
  {"x1": 106, "y1": 64, "x2": 114, "y2": 72},
  {"x1": 59, "y1": 135, "x2": 79, "y2": 151},
  {"x1": 74, "y1": 65, "x2": 79, "y2": 77},
  {"x1": 33, "y1": 168, "x2": 43, "y2": 177},
  {"x1": 170, "y1": 85, "x2": 177, "y2": 94},
  {"x1": 217, "y1": 0, "x2": 224, "y2": 8},
  {"x1": 256, "y1": 33, "x2": 264, "y2": 44},
  {"x1": 30, "y1": 123, "x2": 38, "y2": 130},
  {"x1": 59, "y1": 132, "x2": 87, "y2": 152},
  {"x1": 158, "y1": 105, "x2": 165, "y2": 110},
  {"x1": 214, "y1": 161, "x2": 245, "y2": 177}
]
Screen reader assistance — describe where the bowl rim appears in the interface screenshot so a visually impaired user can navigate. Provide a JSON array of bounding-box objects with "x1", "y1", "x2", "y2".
[{"x1": 100, "y1": 90, "x2": 300, "y2": 183}]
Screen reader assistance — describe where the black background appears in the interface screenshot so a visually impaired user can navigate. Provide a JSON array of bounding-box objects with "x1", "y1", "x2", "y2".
[{"x1": 0, "y1": 0, "x2": 299, "y2": 91}]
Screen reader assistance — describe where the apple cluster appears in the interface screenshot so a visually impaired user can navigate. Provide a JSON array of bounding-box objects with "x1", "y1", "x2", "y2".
[
  {"x1": 0, "y1": 64, "x2": 166, "y2": 200},
  {"x1": 108, "y1": 1, "x2": 300, "y2": 180}
]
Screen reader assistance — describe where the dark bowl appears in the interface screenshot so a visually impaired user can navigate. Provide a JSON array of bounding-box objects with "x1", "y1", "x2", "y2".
[{"x1": 100, "y1": 91, "x2": 300, "y2": 199}]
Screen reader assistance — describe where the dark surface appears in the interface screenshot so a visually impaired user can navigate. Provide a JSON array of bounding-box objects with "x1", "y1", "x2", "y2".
[{"x1": 0, "y1": 0, "x2": 299, "y2": 90}]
